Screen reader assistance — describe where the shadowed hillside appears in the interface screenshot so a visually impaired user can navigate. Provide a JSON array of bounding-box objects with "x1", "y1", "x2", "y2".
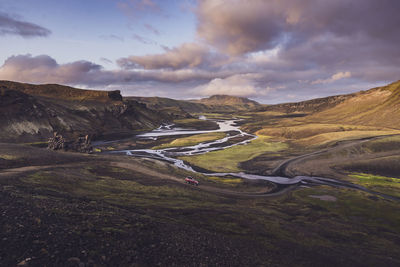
[
  {"x1": 129, "y1": 95, "x2": 261, "y2": 114},
  {"x1": 126, "y1": 96, "x2": 203, "y2": 115},
  {"x1": 0, "y1": 80, "x2": 122, "y2": 102},
  {"x1": 191, "y1": 95, "x2": 261, "y2": 111},
  {"x1": 0, "y1": 81, "x2": 168, "y2": 142}
]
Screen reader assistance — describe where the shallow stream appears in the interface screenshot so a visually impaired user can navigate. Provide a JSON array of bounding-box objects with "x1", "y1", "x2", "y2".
[{"x1": 112, "y1": 119, "x2": 372, "y2": 194}]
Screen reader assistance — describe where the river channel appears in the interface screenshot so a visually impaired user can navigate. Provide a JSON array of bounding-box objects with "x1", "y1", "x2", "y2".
[{"x1": 111, "y1": 118, "x2": 375, "y2": 194}]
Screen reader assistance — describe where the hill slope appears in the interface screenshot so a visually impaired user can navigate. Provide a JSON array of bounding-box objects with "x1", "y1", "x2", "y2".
[
  {"x1": 129, "y1": 95, "x2": 261, "y2": 114},
  {"x1": 126, "y1": 96, "x2": 204, "y2": 116},
  {"x1": 191, "y1": 95, "x2": 261, "y2": 111},
  {"x1": 0, "y1": 81, "x2": 167, "y2": 142},
  {"x1": 257, "y1": 80, "x2": 400, "y2": 129},
  {"x1": 259, "y1": 94, "x2": 354, "y2": 114},
  {"x1": 306, "y1": 80, "x2": 400, "y2": 128},
  {"x1": 0, "y1": 80, "x2": 122, "y2": 102}
]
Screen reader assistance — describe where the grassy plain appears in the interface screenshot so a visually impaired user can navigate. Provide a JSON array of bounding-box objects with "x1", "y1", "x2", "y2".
[
  {"x1": 180, "y1": 135, "x2": 288, "y2": 172},
  {"x1": 1, "y1": 144, "x2": 400, "y2": 266},
  {"x1": 153, "y1": 132, "x2": 226, "y2": 149},
  {"x1": 347, "y1": 173, "x2": 400, "y2": 198},
  {"x1": 173, "y1": 118, "x2": 218, "y2": 130}
]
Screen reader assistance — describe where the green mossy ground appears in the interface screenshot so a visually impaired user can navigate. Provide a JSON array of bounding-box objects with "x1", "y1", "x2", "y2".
[
  {"x1": 2, "y1": 107, "x2": 400, "y2": 266},
  {"x1": 347, "y1": 173, "x2": 400, "y2": 198},
  {"x1": 2, "y1": 152, "x2": 400, "y2": 266},
  {"x1": 173, "y1": 118, "x2": 219, "y2": 130},
  {"x1": 180, "y1": 136, "x2": 288, "y2": 172},
  {"x1": 152, "y1": 132, "x2": 226, "y2": 149}
]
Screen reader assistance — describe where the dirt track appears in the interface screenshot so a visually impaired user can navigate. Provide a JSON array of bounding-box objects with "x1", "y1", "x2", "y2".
[
  {"x1": 272, "y1": 134, "x2": 400, "y2": 178},
  {"x1": 111, "y1": 161, "x2": 296, "y2": 197},
  {"x1": 0, "y1": 157, "x2": 292, "y2": 198}
]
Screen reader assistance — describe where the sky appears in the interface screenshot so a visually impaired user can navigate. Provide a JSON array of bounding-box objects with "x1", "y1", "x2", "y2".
[{"x1": 0, "y1": 0, "x2": 399, "y2": 104}]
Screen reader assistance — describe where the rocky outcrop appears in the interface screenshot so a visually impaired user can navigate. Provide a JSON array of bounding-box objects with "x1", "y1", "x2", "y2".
[
  {"x1": 47, "y1": 132, "x2": 93, "y2": 153},
  {"x1": 0, "y1": 80, "x2": 122, "y2": 102},
  {"x1": 47, "y1": 132, "x2": 66, "y2": 150},
  {"x1": 0, "y1": 81, "x2": 169, "y2": 142}
]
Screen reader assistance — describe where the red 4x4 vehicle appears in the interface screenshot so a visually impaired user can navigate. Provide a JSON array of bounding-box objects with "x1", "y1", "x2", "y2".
[{"x1": 185, "y1": 176, "x2": 199, "y2": 186}]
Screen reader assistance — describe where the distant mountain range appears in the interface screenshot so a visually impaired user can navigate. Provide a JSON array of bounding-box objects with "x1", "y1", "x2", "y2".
[
  {"x1": 191, "y1": 94, "x2": 261, "y2": 109},
  {"x1": 128, "y1": 94, "x2": 261, "y2": 115},
  {"x1": 1, "y1": 79, "x2": 400, "y2": 142}
]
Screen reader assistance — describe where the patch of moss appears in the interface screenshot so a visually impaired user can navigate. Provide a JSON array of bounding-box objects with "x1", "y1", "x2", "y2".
[
  {"x1": 348, "y1": 173, "x2": 400, "y2": 197},
  {"x1": 0, "y1": 154, "x2": 18, "y2": 160},
  {"x1": 153, "y1": 132, "x2": 226, "y2": 149},
  {"x1": 206, "y1": 176, "x2": 242, "y2": 185},
  {"x1": 180, "y1": 136, "x2": 288, "y2": 172}
]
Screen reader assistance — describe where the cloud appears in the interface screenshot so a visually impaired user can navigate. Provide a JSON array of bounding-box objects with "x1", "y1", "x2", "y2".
[
  {"x1": 0, "y1": 54, "x2": 101, "y2": 84},
  {"x1": 117, "y1": 0, "x2": 164, "y2": 18},
  {"x1": 196, "y1": 0, "x2": 400, "y2": 56},
  {"x1": 0, "y1": 12, "x2": 51, "y2": 38},
  {"x1": 195, "y1": 74, "x2": 259, "y2": 97},
  {"x1": 311, "y1": 71, "x2": 351, "y2": 85},
  {"x1": 117, "y1": 43, "x2": 228, "y2": 70},
  {"x1": 132, "y1": 33, "x2": 158, "y2": 45},
  {"x1": 144, "y1": 23, "x2": 160, "y2": 35},
  {"x1": 99, "y1": 34, "x2": 124, "y2": 42},
  {"x1": 196, "y1": 0, "x2": 284, "y2": 55},
  {"x1": 2, "y1": 1, "x2": 400, "y2": 103},
  {"x1": 0, "y1": 54, "x2": 232, "y2": 87},
  {"x1": 100, "y1": 58, "x2": 113, "y2": 64}
]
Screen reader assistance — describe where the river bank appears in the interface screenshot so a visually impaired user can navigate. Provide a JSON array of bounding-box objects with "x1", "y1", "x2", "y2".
[{"x1": 107, "y1": 118, "x2": 399, "y2": 200}]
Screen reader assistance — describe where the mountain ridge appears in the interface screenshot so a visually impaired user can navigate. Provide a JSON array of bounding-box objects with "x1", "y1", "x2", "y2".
[
  {"x1": 128, "y1": 94, "x2": 260, "y2": 114},
  {"x1": 0, "y1": 80, "x2": 122, "y2": 102},
  {"x1": 190, "y1": 94, "x2": 260, "y2": 109},
  {"x1": 2, "y1": 79, "x2": 400, "y2": 142}
]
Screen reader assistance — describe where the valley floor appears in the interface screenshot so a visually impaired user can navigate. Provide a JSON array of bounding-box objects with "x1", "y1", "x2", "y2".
[{"x1": 1, "y1": 140, "x2": 400, "y2": 266}]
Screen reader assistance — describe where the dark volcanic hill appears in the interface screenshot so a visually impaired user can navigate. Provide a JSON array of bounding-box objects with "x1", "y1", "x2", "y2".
[
  {"x1": 129, "y1": 95, "x2": 261, "y2": 114},
  {"x1": 0, "y1": 80, "x2": 123, "y2": 102},
  {"x1": 0, "y1": 81, "x2": 168, "y2": 142},
  {"x1": 190, "y1": 95, "x2": 261, "y2": 111},
  {"x1": 126, "y1": 96, "x2": 203, "y2": 116}
]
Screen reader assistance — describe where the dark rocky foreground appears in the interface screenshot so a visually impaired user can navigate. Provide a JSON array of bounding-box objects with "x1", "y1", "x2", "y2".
[
  {"x1": 0, "y1": 188, "x2": 264, "y2": 267},
  {"x1": 1, "y1": 143, "x2": 400, "y2": 266}
]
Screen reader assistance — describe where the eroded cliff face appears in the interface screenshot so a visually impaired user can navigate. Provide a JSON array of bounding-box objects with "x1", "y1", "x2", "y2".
[{"x1": 0, "y1": 82, "x2": 167, "y2": 142}]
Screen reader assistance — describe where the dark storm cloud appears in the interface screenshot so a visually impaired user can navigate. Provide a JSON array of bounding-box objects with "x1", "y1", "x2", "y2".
[
  {"x1": 196, "y1": 0, "x2": 285, "y2": 55},
  {"x1": 192, "y1": 0, "x2": 400, "y2": 100},
  {"x1": 2, "y1": 0, "x2": 399, "y2": 102},
  {"x1": 196, "y1": 0, "x2": 400, "y2": 56},
  {"x1": 0, "y1": 12, "x2": 51, "y2": 38}
]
